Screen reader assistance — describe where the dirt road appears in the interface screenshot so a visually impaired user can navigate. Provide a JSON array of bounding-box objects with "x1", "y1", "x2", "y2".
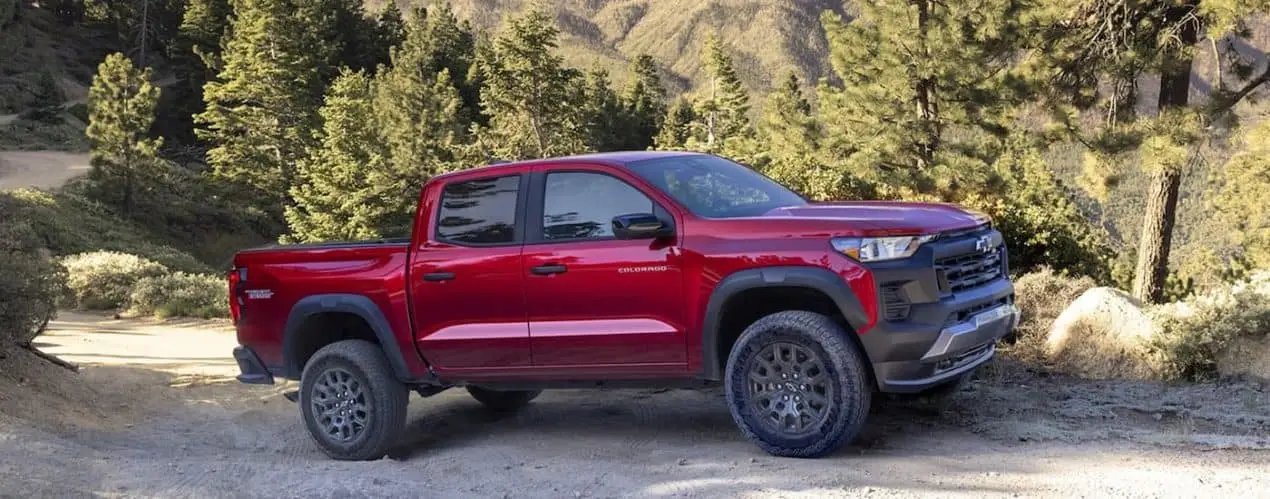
[
  {"x1": 0, "y1": 151, "x2": 91, "y2": 190},
  {"x1": 1, "y1": 312, "x2": 1268, "y2": 498}
]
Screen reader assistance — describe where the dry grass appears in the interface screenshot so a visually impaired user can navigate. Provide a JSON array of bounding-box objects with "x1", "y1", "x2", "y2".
[{"x1": 1001, "y1": 267, "x2": 1096, "y2": 365}]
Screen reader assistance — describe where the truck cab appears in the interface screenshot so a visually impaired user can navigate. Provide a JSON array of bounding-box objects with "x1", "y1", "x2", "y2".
[{"x1": 230, "y1": 151, "x2": 1019, "y2": 460}]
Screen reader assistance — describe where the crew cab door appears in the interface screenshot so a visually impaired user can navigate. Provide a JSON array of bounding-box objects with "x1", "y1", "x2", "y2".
[
  {"x1": 409, "y1": 173, "x2": 531, "y2": 374},
  {"x1": 522, "y1": 165, "x2": 688, "y2": 371}
]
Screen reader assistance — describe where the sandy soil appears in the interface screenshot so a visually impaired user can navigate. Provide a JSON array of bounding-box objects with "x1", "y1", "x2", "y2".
[
  {"x1": 1, "y1": 312, "x2": 1268, "y2": 498},
  {"x1": 0, "y1": 151, "x2": 91, "y2": 190}
]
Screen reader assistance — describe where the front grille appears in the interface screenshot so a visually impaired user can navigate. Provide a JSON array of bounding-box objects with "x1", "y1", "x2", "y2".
[
  {"x1": 880, "y1": 283, "x2": 910, "y2": 321},
  {"x1": 936, "y1": 247, "x2": 1004, "y2": 293}
]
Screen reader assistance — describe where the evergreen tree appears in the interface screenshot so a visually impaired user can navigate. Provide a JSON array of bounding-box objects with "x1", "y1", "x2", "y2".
[
  {"x1": 395, "y1": 4, "x2": 479, "y2": 125},
  {"x1": 1031, "y1": 0, "x2": 1270, "y2": 302},
  {"x1": 376, "y1": 61, "x2": 466, "y2": 190},
  {"x1": 168, "y1": 0, "x2": 230, "y2": 145},
  {"x1": 175, "y1": 0, "x2": 230, "y2": 75},
  {"x1": 476, "y1": 6, "x2": 586, "y2": 159},
  {"x1": 817, "y1": 1, "x2": 1030, "y2": 198},
  {"x1": 758, "y1": 73, "x2": 857, "y2": 201},
  {"x1": 693, "y1": 32, "x2": 751, "y2": 149},
  {"x1": 330, "y1": 0, "x2": 385, "y2": 72},
  {"x1": 372, "y1": 0, "x2": 407, "y2": 65},
  {"x1": 621, "y1": 54, "x2": 667, "y2": 150},
  {"x1": 197, "y1": 0, "x2": 338, "y2": 208},
  {"x1": 286, "y1": 71, "x2": 395, "y2": 242},
  {"x1": 85, "y1": 53, "x2": 164, "y2": 215},
  {"x1": 580, "y1": 68, "x2": 625, "y2": 152},
  {"x1": 655, "y1": 98, "x2": 697, "y2": 150},
  {"x1": 1210, "y1": 119, "x2": 1270, "y2": 274}
]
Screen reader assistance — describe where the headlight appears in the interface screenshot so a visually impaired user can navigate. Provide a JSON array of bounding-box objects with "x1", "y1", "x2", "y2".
[{"x1": 832, "y1": 234, "x2": 938, "y2": 262}]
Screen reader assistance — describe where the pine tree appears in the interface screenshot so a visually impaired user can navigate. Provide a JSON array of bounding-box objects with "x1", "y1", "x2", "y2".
[
  {"x1": 818, "y1": 1, "x2": 1030, "y2": 198},
  {"x1": 169, "y1": 0, "x2": 230, "y2": 145},
  {"x1": 621, "y1": 54, "x2": 667, "y2": 150},
  {"x1": 197, "y1": 0, "x2": 338, "y2": 208},
  {"x1": 655, "y1": 98, "x2": 697, "y2": 150},
  {"x1": 85, "y1": 53, "x2": 164, "y2": 215},
  {"x1": 286, "y1": 71, "x2": 396, "y2": 242},
  {"x1": 758, "y1": 73, "x2": 852, "y2": 200},
  {"x1": 580, "y1": 68, "x2": 625, "y2": 152},
  {"x1": 395, "y1": 4, "x2": 479, "y2": 125},
  {"x1": 328, "y1": 0, "x2": 387, "y2": 72},
  {"x1": 476, "y1": 6, "x2": 586, "y2": 159},
  {"x1": 1032, "y1": 0, "x2": 1270, "y2": 302},
  {"x1": 693, "y1": 32, "x2": 751, "y2": 149},
  {"x1": 372, "y1": 0, "x2": 407, "y2": 65},
  {"x1": 1212, "y1": 120, "x2": 1270, "y2": 272},
  {"x1": 376, "y1": 60, "x2": 465, "y2": 191}
]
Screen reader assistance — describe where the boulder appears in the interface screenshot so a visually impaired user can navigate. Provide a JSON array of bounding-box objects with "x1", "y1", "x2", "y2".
[{"x1": 1045, "y1": 287, "x2": 1163, "y2": 379}]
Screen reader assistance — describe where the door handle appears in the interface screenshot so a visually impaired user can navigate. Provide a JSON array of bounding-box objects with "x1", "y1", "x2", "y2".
[
  {"x1": 530, "y1": 264, "x2": 567, "y2": 276},
  {"x1": 422, "y1": 271, "x2": 455, "y2": 282}
]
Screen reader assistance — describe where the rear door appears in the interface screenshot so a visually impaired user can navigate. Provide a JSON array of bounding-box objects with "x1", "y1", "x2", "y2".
[
  {"x1": 522, "y1": 165, "x2": 688, "y2": 371},
  {"x1": 409, "y1": 174, "x2": 531, "y2": 375}
]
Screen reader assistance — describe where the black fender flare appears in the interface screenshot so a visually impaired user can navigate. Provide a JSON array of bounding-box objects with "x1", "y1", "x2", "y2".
[
  {"x1": 697, "y1": 266, "x2": 871, "y2": 380},
  {"x1": 281, "y1": 294, "x2": 413, "y2": 380}
]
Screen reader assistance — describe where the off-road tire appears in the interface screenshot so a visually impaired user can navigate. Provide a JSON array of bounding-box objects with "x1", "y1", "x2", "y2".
[
  {"x1": 300, "y1": 340, "x2": 408, "y2": 461},
  {"x1": 467, "y1": 386, "x2": 542, "y2": 412},
  {"x1": 725, "y1": 311, "x2": 872, "y2": 458}
]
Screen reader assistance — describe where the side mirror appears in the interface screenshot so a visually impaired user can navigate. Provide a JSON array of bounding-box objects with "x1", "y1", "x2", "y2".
[{"x1": 612, "y1": 213, "x2": 673, "y2": 239}]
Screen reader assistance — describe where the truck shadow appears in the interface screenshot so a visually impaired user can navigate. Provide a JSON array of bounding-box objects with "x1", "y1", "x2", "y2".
[{"x1": 388, "y1": 386, "x2": 954, "y2": 461}]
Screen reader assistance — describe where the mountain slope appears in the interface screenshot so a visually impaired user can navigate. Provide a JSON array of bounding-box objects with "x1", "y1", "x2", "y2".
[{"x1": 424, "y1": 0, "x2": 847, "y2": 95}]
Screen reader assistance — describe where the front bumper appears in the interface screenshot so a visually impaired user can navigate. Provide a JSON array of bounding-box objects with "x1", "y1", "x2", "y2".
[
  {"x1": 858, "y1": 228, "x2": 1019, "y2": 393},
  {"x1": 233, "y1": 346, "x2": 275, "y2": 385}
]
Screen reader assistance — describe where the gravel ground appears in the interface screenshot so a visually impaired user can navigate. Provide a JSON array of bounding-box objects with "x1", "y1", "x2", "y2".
[
  {"x1": 0, "y1": 151, "x2": 90, "y2": 190},
  {"x1": 1, "y1": 312, "x2": 1268, "y2": 498}
]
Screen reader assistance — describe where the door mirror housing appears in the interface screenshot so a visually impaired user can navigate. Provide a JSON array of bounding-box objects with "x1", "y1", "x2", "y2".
[{"x1": 612, "y1": 213, "x2": 673, "y2": 239}]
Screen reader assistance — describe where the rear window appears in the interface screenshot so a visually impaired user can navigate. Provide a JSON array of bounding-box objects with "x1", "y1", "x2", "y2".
[{"x1": 435, "y1": 175, "x2": 521, "y2": 245}]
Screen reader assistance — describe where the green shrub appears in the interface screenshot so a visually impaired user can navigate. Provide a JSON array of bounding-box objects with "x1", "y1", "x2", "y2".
[
  {"x1": 1147, "y1": 271, "x2": 1270, "y2": 380},
  {"x1": 128, "y1": 272, "x2": 228, "y2": 319},
  {"x1": 4, "y1": 187, "x2": 212, "y2": 273},
  {"x1": 61, "y1": 251, "x2": 168, "y2": 309},
  {"x1": 0, "y1": 212, "x2": 67, "y2": 346}
]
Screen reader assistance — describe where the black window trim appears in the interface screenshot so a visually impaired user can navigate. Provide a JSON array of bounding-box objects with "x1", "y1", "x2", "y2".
[
  {"x1": 525, "y1": 169, "x2": 675, "y2": 245},
  {"x1": 432, "y1": 173, "x2": 530, "y2": 248}
]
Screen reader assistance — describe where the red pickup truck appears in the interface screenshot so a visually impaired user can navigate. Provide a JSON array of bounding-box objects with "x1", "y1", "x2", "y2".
[{"x1": 230, "y1": 151, "x2": 1018, "y2": 460}]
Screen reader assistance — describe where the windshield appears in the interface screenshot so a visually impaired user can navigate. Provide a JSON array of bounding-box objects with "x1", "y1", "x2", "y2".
[{"x1": 627, "y1": 155, "x2": 807, "y2": 218}]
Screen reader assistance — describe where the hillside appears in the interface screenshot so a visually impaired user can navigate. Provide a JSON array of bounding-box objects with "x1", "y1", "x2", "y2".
[{"x1": 419, "y1": 0, "x2": 847, "y2": 95}]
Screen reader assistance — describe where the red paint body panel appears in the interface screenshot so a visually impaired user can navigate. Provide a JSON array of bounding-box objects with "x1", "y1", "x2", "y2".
[
  {"x1": 232, "y1": 244, "x2": 426, "y2": 375},
  {"x1": 230, "y1": 151, "x2": 980, "y2": 384}
]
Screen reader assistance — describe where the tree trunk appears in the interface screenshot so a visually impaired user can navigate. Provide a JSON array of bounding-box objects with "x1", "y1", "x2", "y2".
[
  {"x1": 1132, "y1": 166, "x2": 1181, "y2": 301},
  {"x1": 912, "y1": 0, "x2": 938, "y2": 173},
  {"x1": 1131, "y1": 4, "x2": 1197, "y2": 303}
]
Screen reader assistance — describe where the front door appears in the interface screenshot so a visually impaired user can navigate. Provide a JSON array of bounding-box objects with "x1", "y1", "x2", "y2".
[
  {"x1": 522, "y1": 168, "x2": 687, "y2": 371},
  {"x1": 410, "y1": 174, "x2": 530, "y2": 375}
]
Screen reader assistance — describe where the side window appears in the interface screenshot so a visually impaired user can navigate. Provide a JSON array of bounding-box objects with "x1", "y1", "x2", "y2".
[
  {"x1": 436, "y1": 175, "x2": 521, "y2": 245},
  {"x1": 542, "y1": 172, "x2": 653, "y2": 241}
]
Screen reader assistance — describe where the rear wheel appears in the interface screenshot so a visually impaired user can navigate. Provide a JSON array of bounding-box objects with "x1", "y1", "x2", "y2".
[
  {"x1": 725, "y1": 311, "x2": 872, "y2": 458},
  {"x1": 299, "y1": 340, "x2": 408, "y2": 461},
  {"x1": 467, "y1": 386, "x2": 542, "y2": 412}
]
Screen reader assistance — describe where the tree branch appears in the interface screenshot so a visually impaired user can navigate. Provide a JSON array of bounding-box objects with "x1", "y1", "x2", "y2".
[{"x1": 1210, "y1": 63, "x2": 1270, "y2": 116}]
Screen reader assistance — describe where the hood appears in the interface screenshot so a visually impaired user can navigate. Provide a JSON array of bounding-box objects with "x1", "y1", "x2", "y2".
[{"x1": 762, "y1": 201, "x2": 987, "y2": 236}]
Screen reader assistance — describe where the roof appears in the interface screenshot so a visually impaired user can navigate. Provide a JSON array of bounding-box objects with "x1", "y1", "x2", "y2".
[{"x1": 432, "y1": 150, "x2": 704, "y2": 180}]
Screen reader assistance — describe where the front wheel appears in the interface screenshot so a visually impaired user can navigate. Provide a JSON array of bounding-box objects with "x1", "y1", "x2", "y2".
[{"x1": 725, "y1": 311, "x2": 872, "y2": 458}]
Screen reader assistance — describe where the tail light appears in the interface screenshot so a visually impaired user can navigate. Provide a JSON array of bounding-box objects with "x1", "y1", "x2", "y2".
[{"x1": 227, "y1": 267, "x2": 245, "y2": 323}]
